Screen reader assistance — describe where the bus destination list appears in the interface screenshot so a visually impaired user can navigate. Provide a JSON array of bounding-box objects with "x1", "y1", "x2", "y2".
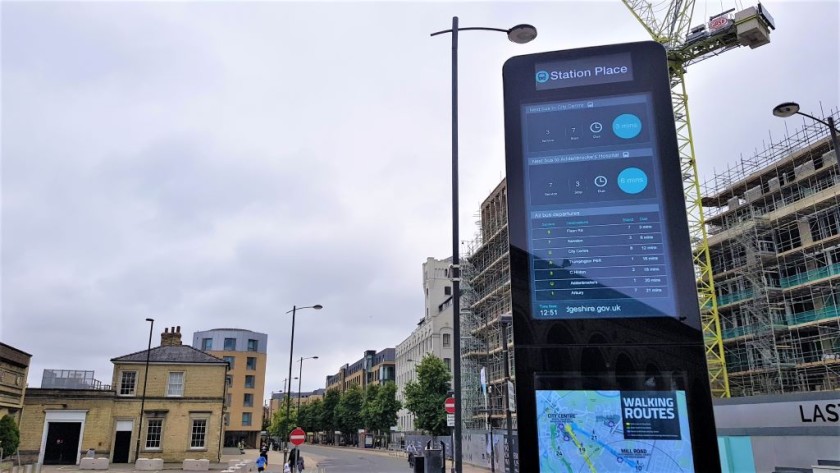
[{"x1": 522, "y1": 94, "x2": 678, "y2": 319}]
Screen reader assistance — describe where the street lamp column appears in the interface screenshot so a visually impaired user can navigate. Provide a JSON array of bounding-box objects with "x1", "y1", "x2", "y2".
[
  {"x1": 134, "y1": 318, "x2": 154, "y2": 463},
  {"x1": 283, "y1": 304, "x2": 322, "y2": 469},
  {"x1": 297, "y1": 356, "x2": 319, "y2": 412},
  {"x1": 430, "y1": 18, "x2": 536, "y2": 473}
]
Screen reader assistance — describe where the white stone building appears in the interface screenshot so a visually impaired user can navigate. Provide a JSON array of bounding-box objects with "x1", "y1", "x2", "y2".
[{"x1": 395, "y1": 257, "x2": 455, "y2": 432}]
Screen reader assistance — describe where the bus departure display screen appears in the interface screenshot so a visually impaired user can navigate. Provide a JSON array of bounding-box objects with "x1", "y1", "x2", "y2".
[{"x1": 522, "y1": 93, "x2": 678, "y2": 320}]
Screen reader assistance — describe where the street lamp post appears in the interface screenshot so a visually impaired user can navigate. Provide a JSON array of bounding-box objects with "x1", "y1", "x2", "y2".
[
  {"x1": 430, "y1": 18, "x2": 536, "y2": 473},
  {"x1": 773, "y1": 102, "x2": 840, "y2": 153},
  {"x1": 499, "y1": 314, "x2": 515, "y2": 473},
  {"x1": 297, "y1": 356, "x2": 319, "y2": 412},
  {"x1": 134, "y1": 318, "x2": 154, "y2": 463},
  {"x1": 283, "y1": 304, "x2": 322, "y2": 468}
]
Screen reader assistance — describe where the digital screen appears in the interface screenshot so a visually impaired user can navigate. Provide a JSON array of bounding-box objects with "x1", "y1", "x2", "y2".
[
  {"x1": 521, "y1": 93, "x2": 678, "y2": 319},
  {"x1": 535, "y1": 389, "x2": 695, "y2": 472}
]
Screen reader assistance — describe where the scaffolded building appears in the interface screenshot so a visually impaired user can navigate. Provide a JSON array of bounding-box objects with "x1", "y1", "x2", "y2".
[
  {"x1": 701, "y1": 110, "x2": 840, "y2": 396},
  {"x1": 461, "y1": 179, "x2": 516, "y2": 430}
]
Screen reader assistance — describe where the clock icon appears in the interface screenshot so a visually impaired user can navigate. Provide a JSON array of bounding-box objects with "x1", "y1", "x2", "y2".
[
  {"x1": 590, "y1": 121, "x2": 603, "y2": 133},
  {"x1": 594, "y1": 175, "x2": 608, "y2": 187}
]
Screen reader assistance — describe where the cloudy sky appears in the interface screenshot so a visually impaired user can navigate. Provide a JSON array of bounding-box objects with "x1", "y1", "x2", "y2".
[{"x1": 2, "y1": 0, "x2": 838, "y2": 400}]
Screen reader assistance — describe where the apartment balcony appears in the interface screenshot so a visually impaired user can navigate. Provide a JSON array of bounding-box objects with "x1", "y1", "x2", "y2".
[
  {"x1": 780, "y1": 262, "x2": 840, "y2": 288},
  {"x1": 788, "y1": 305, "x2": 840, "y2": 326},
  {"x1": 717, "y1": 290, "x2": 754, "y2": 307}
]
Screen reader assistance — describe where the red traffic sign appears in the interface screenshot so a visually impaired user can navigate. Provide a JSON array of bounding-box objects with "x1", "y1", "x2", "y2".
[
  {"x1": 444, "y1": 397, "x2": 456, "y2": 414},
  {"x1": 289, "y1": 427, "x2": 306, "y2": 446}
]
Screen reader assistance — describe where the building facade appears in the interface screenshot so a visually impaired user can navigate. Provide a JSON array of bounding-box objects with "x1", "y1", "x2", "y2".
[
  {"x1": 18, "y1": 326, "x2": 227, "y2": 465},
  {"x1": 395, "y1": 257, "x2": 455, "y2": 432},
  {"x1": 0, "y1": 342, "x2": 31, "y2": 424},
  {"x1": 701, "y1": 117, "x2": 840, "y2": 397},
  {"x1": 192, "y1": 328, "x2": 267, "y2": 448},
  {"x1": 462, "y1": 180, "x2": 516, "y2": 430},
  {"x1": 325, "y1": 348, "x2": 396, "y2": 394}
]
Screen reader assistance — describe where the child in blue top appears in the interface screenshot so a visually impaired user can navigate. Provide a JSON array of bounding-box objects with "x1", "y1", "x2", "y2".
[{"x1": 255, "y1": 455, "x2": 267, "y2": 472}]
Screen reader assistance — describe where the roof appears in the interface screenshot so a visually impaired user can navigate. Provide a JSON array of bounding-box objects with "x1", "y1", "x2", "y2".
[{"x1": 111, "y1": 345, "x2": 227, "y2": 364}]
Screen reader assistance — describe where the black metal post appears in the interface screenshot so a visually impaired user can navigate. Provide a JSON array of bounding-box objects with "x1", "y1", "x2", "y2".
[
  {"x1": 449, "y1": 15, "x2": 464, "y2": 473},
  {"x1": 283, "y1": 305, "x2": 297, "y2": 469},
  {"x1": 500, "y1": 318, "x2": 514, "y2": 473},
  {"x1": 134, "y1": 318, "x2": 154, "y2": 463},
  {"x1": 827, "y1": 117, "x2": 839, "y2": 156}
]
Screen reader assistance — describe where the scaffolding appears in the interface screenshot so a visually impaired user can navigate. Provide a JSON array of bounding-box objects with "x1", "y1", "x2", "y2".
[
  {"x1": 701, "y1": 108, "x2": 840, "y2": 396},
  {"x1": 461, "y1": 179, "x2": 516, "y2": 431}
]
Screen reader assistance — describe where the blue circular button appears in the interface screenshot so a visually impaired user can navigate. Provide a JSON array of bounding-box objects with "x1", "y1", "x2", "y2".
[
  {"x1": 535, "y1": 70, "x2": 549, "y2": 83},
  {"x1": 617, "y1": 167, "x2": 648, "y2": 194},
  {"x1": 612, "y1": 113, "x2": 642, "y2": 139}
]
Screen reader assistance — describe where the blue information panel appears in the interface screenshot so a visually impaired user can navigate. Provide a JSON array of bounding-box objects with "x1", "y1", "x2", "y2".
[{"x1": 521, "y1": 93, "x2": 677, "y2": 320}]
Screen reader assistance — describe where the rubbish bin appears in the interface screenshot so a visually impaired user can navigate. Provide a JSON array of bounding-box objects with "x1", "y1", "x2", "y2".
[
  {"x1": 412, "y1": 455, "x2": 424, "y2": 473},
  {"x1": 423, "y1": 448, "x2": 444, "y2": 473}
]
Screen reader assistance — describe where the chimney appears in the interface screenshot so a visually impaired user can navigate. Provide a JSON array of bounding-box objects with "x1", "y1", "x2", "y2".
[{"x1": 161, "y1": 326, "x2": 182, "y2": 346}]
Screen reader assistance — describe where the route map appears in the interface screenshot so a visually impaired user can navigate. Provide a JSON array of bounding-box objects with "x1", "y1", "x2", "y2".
[{"x1": 535, "y1": 390, "x2": 695, "y2": 472}]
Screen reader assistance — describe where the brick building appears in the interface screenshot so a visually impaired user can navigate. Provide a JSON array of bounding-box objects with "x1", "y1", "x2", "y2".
[
  {"x1": 0, "y1": 342, "x2": 31, "y2": 424},
  {"x1": 18, "y1": 326, "x2": 227, "y2": 465}
]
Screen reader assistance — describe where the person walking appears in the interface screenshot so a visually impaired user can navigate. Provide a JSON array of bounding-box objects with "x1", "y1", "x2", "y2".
[{"x1": 255, "y1": 454, "x2": 267, "y2": 473}]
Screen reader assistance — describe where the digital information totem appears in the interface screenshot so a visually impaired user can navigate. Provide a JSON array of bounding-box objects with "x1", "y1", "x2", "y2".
[{"x1": 503, "y1": 42, "x2": 720, "y2": 472}]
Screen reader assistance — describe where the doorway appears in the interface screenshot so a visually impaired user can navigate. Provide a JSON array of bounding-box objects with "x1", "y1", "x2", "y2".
[
  {"x1": 43, "y1": 422, "x2": 82, "y2": 465},
  {"x1": 113, "y1": 431, "x2": 131, "y2": 463}
]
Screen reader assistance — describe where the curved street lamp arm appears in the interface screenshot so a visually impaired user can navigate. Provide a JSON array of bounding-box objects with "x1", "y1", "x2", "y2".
[
  {"x1": 795, "y1": 111, "x2": 839, "y2": 132},
  {"x1": 430, "y1": 26, "x2": 509, "y2": 37}
]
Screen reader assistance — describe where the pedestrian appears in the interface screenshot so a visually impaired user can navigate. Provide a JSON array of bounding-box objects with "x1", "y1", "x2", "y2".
[
  {"x1": 238, "y1": 440, "x2": 245, "y2": 454},
  {"x1": 255, "y1": 454, "x2": 267, "y2": 473}
]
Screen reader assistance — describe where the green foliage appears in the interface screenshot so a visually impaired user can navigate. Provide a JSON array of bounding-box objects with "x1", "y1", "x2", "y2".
[
  {"x1": 403, "y1": 354, "x2": 451, "y2": 436},
  {"x1": 335, "y1": 384, "x2": 364, "y2": 433},
  {"x1": 268, "y1": 398, "x2": 297, "y2": 437},
  {"x1": 297, "y1": 398, "x2": 324, "y2": 433},
  {"x1": 0, "y1": 416, "x2": 20, "y2": 455},
  {"x1": 321, "y1": 388, "x2": 341, "y2": 434},
  {"x1": 362, "y1": 382, "x2": 401, "y2": 433}
]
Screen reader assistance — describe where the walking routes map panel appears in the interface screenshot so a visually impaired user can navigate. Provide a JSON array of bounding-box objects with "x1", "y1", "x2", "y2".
[{"x1": 535, "y1": 389, "x2": 695, "y2": 472}]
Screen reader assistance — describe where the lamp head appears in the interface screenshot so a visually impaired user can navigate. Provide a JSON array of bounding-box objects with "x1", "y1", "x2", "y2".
[
  {"x1": 313, "y1": 356, "x2": 319, "y2": 359},
  {"x1": 773, "y1": 102, "x2": 800, "y2": 118},
  {"x1": 145, "y1": 318, "x2": 154, "y2": 322},
  {"x1": 507, "y1": 24, "x2": 537, "y2": 44},
  {"x1": 312, "y1": 304, "x2": 323, "y2": 310}
]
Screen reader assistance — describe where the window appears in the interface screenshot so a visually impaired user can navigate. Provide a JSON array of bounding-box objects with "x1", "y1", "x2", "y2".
[
  {"x1": 224, "y1": 338, "x2": 236, "y2": 351},
  {"x1": 225, "y1": 394, "x2": 231, "y2": 406},
  {"x1": 444, "y1": 358, "x2": 452, "y2": 370},
  {"x1": 443, "y1": 333, "x2": 451, "y2": 348},
  {"x1": 223, "y1": 356, "x2": 235, "y2": 369},
  {"x1": 244, "y1": 375, "x2": 255, "y2": 388},
  {"x1": 190, "y1": 419, "x2": 207, "y2": 448},
  {"x1": 242, "y1": 412, "x2": 252, "y2": 426},
  {"x1": 226, "y1": 375, "x2": 233, "y2": 387},
  {"x1": 224, "y1": 413, "x2": 230, "y2": 427},
  {"x1": 246, "y1": 357, "x2": 257, "y2": 370},
  {"x1": 444, "y1": 286, "x2": 452, "y2": 295},
  {"x1": 243, "y1": 393, "x2": 253, "y2": 407},
  {"x1": 146, "y1": 419, "x2": 162, "y2": 449},
  {"x1": 247, "y1": 339, "x2": 259, "y2": 351},
  {"x1": 119, "y1": 371, "x2": 137, "y2": 396},
  {"x1": 201, "y1": 338, "x2": 213, "y2": 350},
  {"x1": 167, "y1": 372, "x2": 185, "y2": 397}
]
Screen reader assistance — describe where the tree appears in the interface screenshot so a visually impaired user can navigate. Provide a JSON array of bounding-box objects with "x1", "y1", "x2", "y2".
[
  {"x1": 404, "y1": 354, "x2": 451, "y2": 437},
  {"x1": 365, "y1": 382, "x2": 401, "y2": 434},
  {"x1": 335, "y1": 384, "x2": 364, "y2": 437},
  {"x1": 321, "y1": 388, "x2": 341, "y2": 441},
  {"x1": 298, "y1": 398, "x2": 323, "y2": 433},
  {"x1": 268, "y1": 399, "x2": 297, "y2": 438},
  {"x1": 361, "y1": 384, "x2": 381, "y2": 430},
  {"x1": 0, "y1": 415, "x2": 20, "y2": 455}
]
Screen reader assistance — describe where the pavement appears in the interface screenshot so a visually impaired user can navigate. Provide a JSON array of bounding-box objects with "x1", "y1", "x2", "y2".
[{"x1": 28, "y1": 447, "x2": 491, "y2": 473}]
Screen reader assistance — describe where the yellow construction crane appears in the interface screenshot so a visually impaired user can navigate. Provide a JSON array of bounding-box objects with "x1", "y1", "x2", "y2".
[{"x1": 621, "y1": 0, "x2": 775, "y2": 398}]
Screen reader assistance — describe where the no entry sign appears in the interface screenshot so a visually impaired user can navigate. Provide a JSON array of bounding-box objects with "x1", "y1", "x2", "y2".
[
  {"x1": 444, "y1": 397, "x2": 456, "y2": 414},
  {"x1": 289, "y1": 427, "x2": 306, "y2": 446}
]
